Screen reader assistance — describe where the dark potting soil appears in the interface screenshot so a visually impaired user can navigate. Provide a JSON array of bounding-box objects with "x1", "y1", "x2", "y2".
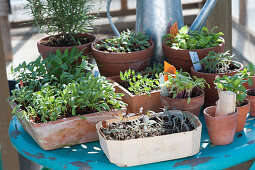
[
  {"x1": 100, "y1": 114, "x2": 196, "y2": 141},
  {"x1": 42, "y1": 35, "x2": 94, "y2": 47},
  {"x1": 237, "y1": 99, "x2": 249, "y2": 107},
  {"x1": 247, "y1": 88, "x2": 255, "y2": 96},
  {"x1": 198, "y1": 63, "x2": 240, "y2": 74}
]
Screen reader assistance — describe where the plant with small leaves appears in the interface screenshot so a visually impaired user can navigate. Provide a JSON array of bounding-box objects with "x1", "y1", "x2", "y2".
[
  {"x1": 161, "y1": 70, "x2": 208, "y2": 104},
  {"x1": 163, "y1": 26, "x2": 223, "y2": 50},
  {"x1": 95, "y1": 30, "x2": 151, "y2": 53},
  {"x1": 214, "y1": 74, "x2": 247, "y2": 106},
  {"x1": 239, "y1": 62, "x2": 255, "y2": 87}
]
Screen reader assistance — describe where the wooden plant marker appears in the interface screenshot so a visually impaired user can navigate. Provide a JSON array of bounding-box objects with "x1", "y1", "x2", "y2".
[
  {"x1": 169, "y1": 21, "x2": 178, "y2": 37},
  {"x1": 215, "y1": 90, "x2": 236, "y2": 117}
]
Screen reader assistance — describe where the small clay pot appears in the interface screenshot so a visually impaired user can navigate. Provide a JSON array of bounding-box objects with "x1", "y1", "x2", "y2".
[
  {"x1": 91, "y1": 40, "x2": 154, "y2": 77},
  {"x1": 191, "y1": 62, "x2": 243, "y2": 107},
  {"x1": 204, "y1": 106, "x2": 238, "y2": 145},
  {"x1": 160, "y1": 88, "x2": 204, "y2": 117},
  {"x1": 243, "y1": 76, "x2": 255, "y2": 89},
  {"x1": 247, "y1": 89, "x2": 255, "y2": 117},
  {"x1": 162, "y1": 39, "x2": 224, "y2": 73},
  {"x1": 37, "y1": 33, "x2": 97, "y2": 59},
  {"x1": 236, "y1": 99, "x2": 250, "y2": 132}
]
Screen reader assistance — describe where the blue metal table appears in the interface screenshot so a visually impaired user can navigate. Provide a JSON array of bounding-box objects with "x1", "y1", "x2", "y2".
[{"x1": 9, "y1": 113, "x2": 255, "y2": 170}]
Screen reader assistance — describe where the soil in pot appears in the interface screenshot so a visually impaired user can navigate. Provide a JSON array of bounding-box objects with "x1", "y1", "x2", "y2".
[
  {"x1": 236, "y1": 99, "x2": 250, "y2": 132},
  {"x1": 91, "y1": 40, "x2": 154, "y2": 77},
  {"x1": 247, "y1": 89, "x2": 255, "y2": 117},
  {"x1": 162, "y1": 41, "x2": 224, "y2": 73},
  {"x1": 204, "y1": 106, "x2": 238, "y2": 145},
  {"x1": 160, "y1": 88, "x2": 204, "y2": 117},
  {"x1": 191, "y1": 61, "x2": 243, "y2": 107},
  {"x1": 37, "y1": 33, "x2": 97, "y2": 59}
]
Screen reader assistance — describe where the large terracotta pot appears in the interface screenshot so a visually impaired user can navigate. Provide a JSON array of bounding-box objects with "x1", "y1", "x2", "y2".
[
  {"x1": 37, "y1": 33, "x2": 97, "y2": 59},
  {"x1": 247, "y1": 89, "x2": 255, "y2": 117},
  {"x1": 108, "y1": 75, "x2": 161, "y2": 113},
  {"x1": 162, "y1": 40, "x2": 224, "y2": 73},
  {"x1": 204, "y1": 106, "x2": 238, "y2": 145},
  {"x1": 191, "y1": 61, "x2": 243, "y2": 107},
  {"x1": 91, "y1": 40, "x2": 154, "y2": 77},
  {"x1": 236, "y1": 99, "x2": 250, "y2": 132},
  {"x1": 10, "y1": 102, "x2": 126, "y2": 150},
  {"x1": 160, "y1": 88, "x2": 204, "y2": 117}
]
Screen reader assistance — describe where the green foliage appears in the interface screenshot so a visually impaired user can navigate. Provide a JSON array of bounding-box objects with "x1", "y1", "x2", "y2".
[
  {"x1": 161, "y1": 70, "x2": 208, "y2": 104},
  {"x1": 9, "y1": 48, "x2": 126, "y2": 123},
  {"x1": 25, "y1": 0, "x2": 100, "y2": 44},
  {"x1": 94, "y1": 30, "x2": 151, "y2": 52},
  {"x1": 163, "y1": 26, "x2": 224, "y2": 49},
  {"x1": 240, "y1": 62, "x2": 255, "y2": 86},
  {"x1": 120, "y1": 64, "x2": 163, "y2": 95},
  {"x1": 214, "y1": 74, "x2": 247, "y2": 105},
  {"x1": 195, "y1": 50, "x2": 234, "y2": 73}
]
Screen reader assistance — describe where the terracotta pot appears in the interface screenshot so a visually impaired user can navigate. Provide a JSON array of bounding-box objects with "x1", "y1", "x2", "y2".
[
  {"x1": 243, "y1": 76, "x2": 255, "y2": 89},
  {"x1": 191, "y1": 61, "x2": 243, "y2": 107},
  {"x1": 10, "y1": 102, "x2": 126, "y2": 150},
  {"x1": 236, "y1": 99, "x2": 250, "y2": 132},
  {"x1": 204, "y1": 106, "x2": 238, "y2": 145},
  {"x1": 160, "y1": 88, "x2": 205, "y2": 117},
  {"x1": 91, "y1": 40, "x2": 154, "y2": 77},
  {"x1": 108, "y1": 76, "x2": 161, "y2": 113},
  {"x1": 37, "y1": 33, "x2": 97, "y2": 59},
  {"x1": 162, "y1": 39, "x2": 224, "y2": 73},
  {"x1": 247, "y1": 89, "x2": 255, "y2": 117}
]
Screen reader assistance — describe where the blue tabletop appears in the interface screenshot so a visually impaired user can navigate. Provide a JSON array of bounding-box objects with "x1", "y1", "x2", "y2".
[{"x1": 9, "y1": 112, "x2": 255, "y2": 170}]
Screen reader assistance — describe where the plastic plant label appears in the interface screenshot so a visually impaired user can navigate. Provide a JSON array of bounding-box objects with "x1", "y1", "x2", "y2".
[
  {"x1": 169, "y1": 21, "x2": 178, "y2": 37},
  {"x1": 189, "y1": 51, "x2": 202, "y2": 71},
  {"x1": 164, "y1": 61, "x2": 176, "y2": 81}
]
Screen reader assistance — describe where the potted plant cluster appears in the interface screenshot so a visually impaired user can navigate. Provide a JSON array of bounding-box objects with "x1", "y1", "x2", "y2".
[
  {"x1": 162, "y1": 26, "x2": 224, "y2": 73},
  {"x1": 25, "y1": 0, "x2": 99, "y2": 58},
  {"x1": 160, "y1": 70, "x2": 207, "y2": 117},
  {"x1": 214, "y1": 74, "x2": 250, "y2": 133},
  {"x1": 109, "y1": 63, "x2": 164, "y2": 113},
  {"x1": 96, "y1": 109, "x2": 202, "y2": 167},
  {"x1": 191, "y1": 51, "x2": 243, "y2": 107},
  {"x1": 91, "y1": 30, "x2": 154, "y2": 77},
  {"x1": 9, "y1": 48, "x2": 126, "y2": 150}
]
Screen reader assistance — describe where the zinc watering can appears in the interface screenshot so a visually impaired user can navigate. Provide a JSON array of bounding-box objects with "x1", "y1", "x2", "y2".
[{"x1": 107, "y1": 0, "x2": 218, "y2": 64}]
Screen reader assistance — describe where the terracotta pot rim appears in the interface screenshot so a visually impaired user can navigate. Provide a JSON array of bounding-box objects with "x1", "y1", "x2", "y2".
[
  {"x1": 91, "y1": 38, "x2": 154, "y2": 55},
  {"x1": 162, "y1": 37, "x2": 225, "y2": 52},
  {"x1": 37, "y1": 33, "x2": 97, "y2": 49},
  {"x1": 203, "y1": 105, "x2": 238, "y2": 119},
  {"x1": 237, "y1": 98, "x2": 250, "y2": 108},
  {"x1": 247, "y1": 88, "x2": 255, "y2": 96},
  {"x1": 160, "y1": 88, "x2": 205, "y2": 101},
  {"x1": 190, "y1": 61, "x2": 243, "y2": 75}
]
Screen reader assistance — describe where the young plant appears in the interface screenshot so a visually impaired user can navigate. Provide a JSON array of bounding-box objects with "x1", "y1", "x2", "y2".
[
  {"x1": 163, "y1": 26, "x2": 223, "y2": 50},
  {"x1": 94, "y1": 30, "x2": 151, "y2": 52},
  {"x1": 240, "y1": 62, "x2": 255, "y2": 86},
  {"x1": 161, "y1": 70, "x2": 207, "y2": 103},
  {"x1": 214, "y1": 74, "x2": 247, "y2": 106},
  {"x1": 25, "y1": 0, "x2": 100, "y2": 45},
  {"x1": 195, "y1": 50, "x2": 235, "y2": 73}
]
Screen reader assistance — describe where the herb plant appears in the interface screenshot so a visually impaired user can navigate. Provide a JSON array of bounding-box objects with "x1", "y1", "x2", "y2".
[
  {"x1": 240, "y1": 62, "x2": 255, "y2": 86},
  {"x1": 100, "y1": 109, "x2": 197, "y2": 141},
  {"x1": 214, "y1": 74, "x2": 247, "y2": 106},
  {"x1": 94, "y1": 30, "x2": 151, "y2": 52},
  {"x1": 195, "y1": 50, "x2": 236, "y2": 73},
  {"x1": 25, "y1": 0, "x2": 100, "y2": 45},
  {"x1": 161, "y1": 70, "x2": 207, "y2": 103},
  {"x1": 163, "y1": 26, "x2": 223, "y2": 49}
]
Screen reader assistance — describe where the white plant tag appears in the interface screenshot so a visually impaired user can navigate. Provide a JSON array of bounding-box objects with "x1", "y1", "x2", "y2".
[
  {"x1": 189, "y1": 51, "x2": 202, "y2": 71},
  {"x1": 159, "y1": 73, "x2": 169, "y2": 97}
]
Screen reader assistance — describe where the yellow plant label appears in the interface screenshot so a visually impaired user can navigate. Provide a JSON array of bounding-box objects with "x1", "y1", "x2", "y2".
[
  {"x1": 164, "y1": 61, "x2": 176, "y2": 81},
  {"x1": 169, "y1": 21, "x2": 178, "y2": 37}
]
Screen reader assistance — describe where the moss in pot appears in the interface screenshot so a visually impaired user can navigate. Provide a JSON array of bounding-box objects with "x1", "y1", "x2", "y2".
[
  {"x1": 191, "y1": 51, "x2": 243, "y2": 107},
  {"x1": 91, "y1": 30, "x2": 154, "y2": 77},
  {"x1": 160, "y1": 70, "x2": 208, "y2": 117},
  {"x1": 162, "y1": 26, "x2": 224, "y2": 73}
]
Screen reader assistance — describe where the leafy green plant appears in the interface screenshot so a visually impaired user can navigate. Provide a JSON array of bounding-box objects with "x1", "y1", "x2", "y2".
[
  {"x1": 240, "y1": 62, "x2": 255, "y2": 86},
  {"x1": 119, "y1": 65, "x2": 163, "y2": 95},
  {"x1": 163, "y1": 26, "x2": 223, "y2": 50},
  {"x1": 195, "y1": 50, "x2": 235, "y2": 73},
  {"x1": 214, "y1": 74, "x2": 247, "y2": 106},
  {"x1": 25, "y1": 0, "x2": 100, "y2": 45},
  {"x1": 143, "y1": 63, "x2": 164, "y2": 76},
  {"x1": 9, "y1": 49, "x2": 126, "y2": 123},
  {"x1": 161, "y1": 70, "x2": 208, "y2": 103},
  {"x1": 94, "y1": 30, "x2": 151, "y2": 52}
]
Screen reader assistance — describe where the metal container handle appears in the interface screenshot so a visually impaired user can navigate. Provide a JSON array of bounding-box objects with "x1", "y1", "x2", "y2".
[{"x1": 106, "y1": 0, "x2": 120, "y2": 36}]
